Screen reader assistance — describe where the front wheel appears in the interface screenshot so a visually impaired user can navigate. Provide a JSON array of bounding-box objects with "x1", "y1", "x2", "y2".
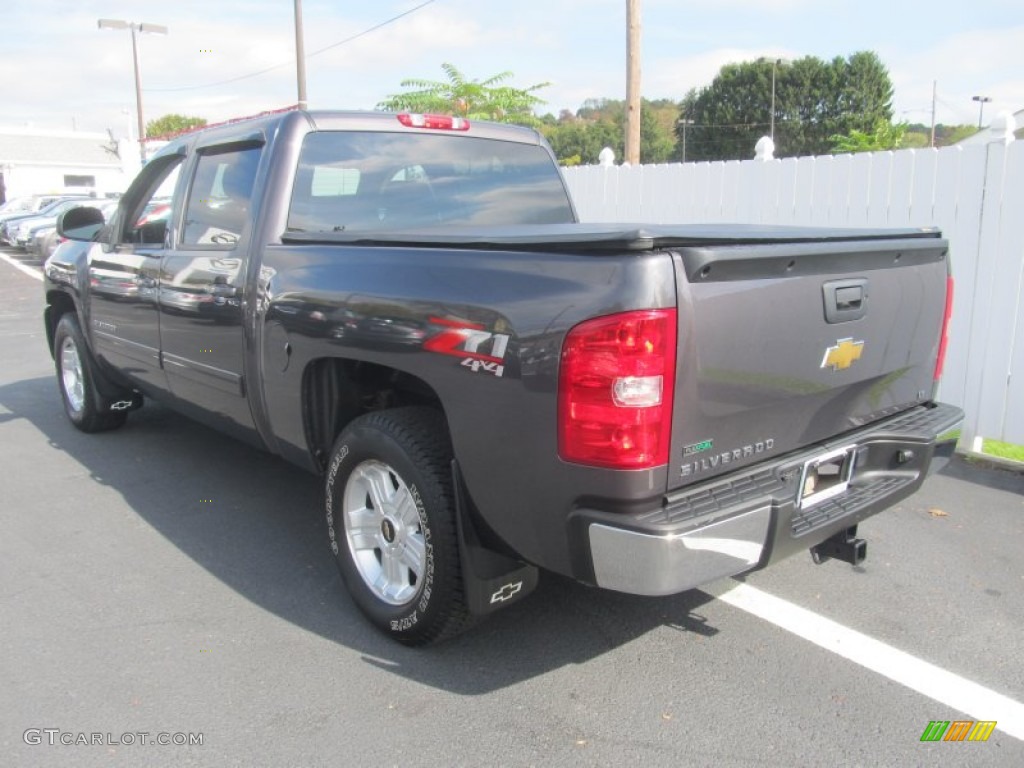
[
  {"x1": 53, "y1": 314, "x2": 128, "y2": 433},
  {"x1": 325, "y1": 407, "x2": 472, "y2": 645}
]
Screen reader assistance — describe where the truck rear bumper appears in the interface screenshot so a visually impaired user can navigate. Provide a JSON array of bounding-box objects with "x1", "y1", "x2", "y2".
[{"x1": 582, "y1": 402, "x2": 963, "y2": 596}]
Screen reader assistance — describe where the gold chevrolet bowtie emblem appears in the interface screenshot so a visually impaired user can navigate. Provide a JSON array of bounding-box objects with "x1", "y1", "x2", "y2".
[{"x1": 821, "y1": 338, "x2": 864, "y2": 371}]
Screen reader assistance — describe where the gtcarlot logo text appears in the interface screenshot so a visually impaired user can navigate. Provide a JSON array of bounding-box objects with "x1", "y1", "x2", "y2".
[{"x1": 23, "y1": 729, "x2": 203, "y2": 747}]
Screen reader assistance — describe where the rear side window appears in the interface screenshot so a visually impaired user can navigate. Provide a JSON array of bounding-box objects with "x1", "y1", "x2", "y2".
[
  {"x1": 287, "y1": 132, "x2": 574, "y2": 233},
  {"x1": 182, "y1": 145, "x2": 262, "y2": 247}
]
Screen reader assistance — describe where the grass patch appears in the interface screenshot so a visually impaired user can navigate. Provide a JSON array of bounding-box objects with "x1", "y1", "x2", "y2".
[{"x1": 982, "y1": 439, "x2": 1024, "y2": 463}]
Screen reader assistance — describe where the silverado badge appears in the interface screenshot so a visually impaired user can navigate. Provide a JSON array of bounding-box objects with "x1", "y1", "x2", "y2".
[{"x1": 821, "y1": 338, "x2": 864, "y2": 372}]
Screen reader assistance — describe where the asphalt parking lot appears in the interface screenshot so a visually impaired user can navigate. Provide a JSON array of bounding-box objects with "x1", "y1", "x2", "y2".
[{"x1": 2, "y1": 248, "x2": 1023, "y2": 767}]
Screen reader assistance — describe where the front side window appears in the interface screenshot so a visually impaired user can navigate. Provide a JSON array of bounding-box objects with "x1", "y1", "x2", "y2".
[
  {"x1": 287, "y1": 131, "x2": 574, "y2": 234},
  {"x1": 118, "y1": 156, "x2": 182, "y2": 247},
  {"x1": 182, "y1": 145, "x2": 262, "y2": 248}
]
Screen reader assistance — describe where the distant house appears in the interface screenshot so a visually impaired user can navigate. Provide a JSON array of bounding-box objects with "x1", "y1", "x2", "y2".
[{"x1": 0, "y1": 127, "x2": 136, "y2": 204}]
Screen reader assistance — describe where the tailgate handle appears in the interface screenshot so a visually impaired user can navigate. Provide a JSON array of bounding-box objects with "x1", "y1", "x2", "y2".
[
  {"x1": 823, "y1": 279, "x2": 868, "y2": 323},
  {"x1": 835, "y1": 286, "x2": 862, "y2": 309}
]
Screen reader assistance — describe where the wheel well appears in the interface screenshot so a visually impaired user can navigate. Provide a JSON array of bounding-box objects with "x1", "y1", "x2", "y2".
[
  {"x1": 303, "y1": 358, "x2": 446, "y2": 470},
  {"x1": 44, "y1": 290, "x2": 76, "y2": 358}
]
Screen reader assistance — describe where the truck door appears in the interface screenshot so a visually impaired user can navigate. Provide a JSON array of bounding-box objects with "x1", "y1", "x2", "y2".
[
  {"x1": 87, "y1": 153, "x2": 182, "y2": 396},
  {"x1": 157, "y1": 141, "x2": 264, "y2": 439}
]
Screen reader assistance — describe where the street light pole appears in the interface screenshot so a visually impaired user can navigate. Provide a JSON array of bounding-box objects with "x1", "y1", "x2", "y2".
[
  {"x1": 130, "y1": 25, "x2": 144, "y2": 158},
  {"x1": 98, "y1": 19, "x2": 168, "y2": 165},
  {"x1": 972, "y1": 95, "x2": 992, "y2": 130},
  {"x1": 771, "y1": 59, "x2": 777, "y2": 141}
]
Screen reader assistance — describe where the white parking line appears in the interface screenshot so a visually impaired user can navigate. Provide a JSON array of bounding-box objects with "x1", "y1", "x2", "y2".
[
  {"x1": 716, "y1": 582, "x2": 1024, "y2": 741},
  {"x1": 0, "y1": 251, "x2": 43, "y2": 281}
]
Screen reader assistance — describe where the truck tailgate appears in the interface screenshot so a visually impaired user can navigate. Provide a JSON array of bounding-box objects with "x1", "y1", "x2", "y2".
[{"x1": 667, "y1": 234, "x2": 949, "y2": 491}]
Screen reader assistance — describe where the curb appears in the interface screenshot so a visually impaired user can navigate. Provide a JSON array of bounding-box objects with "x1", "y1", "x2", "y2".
[{"x1": 957, "y1": 449, "x2": 1024, "y2": 474}]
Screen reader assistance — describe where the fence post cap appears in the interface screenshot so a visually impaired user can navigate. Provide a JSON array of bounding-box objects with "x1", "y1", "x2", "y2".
[
  {"x1": 755, "y1": 136, "x2": 775, "y2": 161},
  {"x1": 598, "y1": 147, "x2": 616, "y2": 166},
  {"x1": 989, "y1": 111, "x2": 1017, "y2": 144}
]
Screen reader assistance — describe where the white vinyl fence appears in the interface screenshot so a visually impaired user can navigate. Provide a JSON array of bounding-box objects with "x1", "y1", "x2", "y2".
[{"x1": 562, "y1": 134, "x2": 1024, "y2": 447}]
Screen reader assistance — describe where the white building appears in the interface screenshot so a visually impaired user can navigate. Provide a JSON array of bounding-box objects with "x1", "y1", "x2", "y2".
[{"x1": 0, "y1": 127, "x2": 139, "y2": 203}]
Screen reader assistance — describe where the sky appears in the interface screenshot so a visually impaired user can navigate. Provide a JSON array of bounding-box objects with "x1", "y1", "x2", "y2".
[{"x1": 3, "y1": 0, "x2": 1022, "y2": 139}]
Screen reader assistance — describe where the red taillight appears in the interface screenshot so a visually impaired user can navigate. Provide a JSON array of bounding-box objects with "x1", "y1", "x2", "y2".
[
  {"x1": 396, "y1": 113, "x2": 471, "y2": 131},
  {"x1": 934, "y1": 275, "x2": 954, "y2": 381},
  {"x1": 558, "y1": 309, "x2": 677, "y2": 469}
]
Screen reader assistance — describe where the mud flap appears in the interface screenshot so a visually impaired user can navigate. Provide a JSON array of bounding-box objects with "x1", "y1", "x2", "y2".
[
  {"x1": 452, "y1": 461, "x2": 539, "y2": 616},
  {"x1": 88, "y1": 362, "x2": 143, "y2": 414}
]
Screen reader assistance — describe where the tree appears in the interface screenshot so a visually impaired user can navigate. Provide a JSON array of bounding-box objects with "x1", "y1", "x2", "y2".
[
  {"x1": 146, "y1": 114, "x2": 207, "y2": 139},
  {"x1": 830, "y1": 119, "x2": 908, "y2": 152},
  {"x1": 377, "y1": 63, "x2": 549, "y2": 126},
  {"x1": 542, "y1": 98, "x2": 677, "y2": 165},
  {"x1": 904, "y1": 123, "x2": 979, "y2": 148},
  {"x1": 677, "y1": 52, "x2": 894, "y2": 161},
  {"x1": 543, "y1": 119, "x2": 621, "y2": 165}
]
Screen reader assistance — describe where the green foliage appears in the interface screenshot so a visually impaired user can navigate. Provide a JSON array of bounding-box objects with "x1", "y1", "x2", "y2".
[
  {"x1": 904, "y1": 123, "x2": 979, "y2": 147},
  {"x1": 900, "y1": 131, "x2": 931, "y2": 149},
  {"x1": 377, "y1": 63, "x2": 549, "y2": 126},
  {"x1": 542, "y1": 98, "x2": 678, "y2": 165},
  {"x1": 982, "y1": 439, "x2": 1024, "y2": 463},
  {"x1": 830, "y1": 119, "x2": 908, "y2": 152},
  {"x1": 543, "y1": 119, "x2": 621, "y2": 165},
  {"x1": 678, "y1": 52, "x2": 894, "y2": 161},
  {"x1": 146, "y1": 114, "x2": 207, "y2": 139}
]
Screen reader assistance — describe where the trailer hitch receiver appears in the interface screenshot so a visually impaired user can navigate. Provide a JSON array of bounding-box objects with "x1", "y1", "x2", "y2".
[{"x1": 810, "y1": 526, "x2": 867, "y2": 566}]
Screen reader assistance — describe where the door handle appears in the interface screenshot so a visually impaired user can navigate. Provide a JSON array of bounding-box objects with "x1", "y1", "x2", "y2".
[
  {"x1": 823, "y1": 279, "x2": 868, "y2": 323},
  {"x1": 834, "y1": 285, "x2": 863, "y2": 310},
  {"x1": 210, "y1": 283, "x2": 237, "y2": 298}
]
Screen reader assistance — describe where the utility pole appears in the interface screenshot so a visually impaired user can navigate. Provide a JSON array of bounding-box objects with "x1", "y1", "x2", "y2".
[
  {"x1": 294, "y1": 0, "x2": 308, "y2": 110},
  {"x1": 625, "y1": 0, "x2": 641, "y2": 165},
  {"x1": 929, "y1": 80, "x2": 937, "y2": 147},
  {"x1": 678, "y1": 118, "x2": 693, "y2": 163}
]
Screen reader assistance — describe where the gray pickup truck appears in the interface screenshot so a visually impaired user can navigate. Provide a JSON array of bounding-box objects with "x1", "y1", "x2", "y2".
[{"x1": 44, "y1": 110, "x2": 962, "y2": 645}]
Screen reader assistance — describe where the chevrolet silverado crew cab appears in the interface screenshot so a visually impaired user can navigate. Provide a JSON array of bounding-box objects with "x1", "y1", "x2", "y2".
[{"x1": 44, "y1": 110, "x2": 963, "y2": 645}]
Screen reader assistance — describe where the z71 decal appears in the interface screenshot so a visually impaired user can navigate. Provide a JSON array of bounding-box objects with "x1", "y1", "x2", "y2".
[{"x1": 424, "y1": 317, "x2": 510, "y2": 377}]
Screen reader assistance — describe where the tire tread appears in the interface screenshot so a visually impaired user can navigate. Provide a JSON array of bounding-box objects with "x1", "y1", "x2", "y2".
[{"x1": 332, "y1": 407, "x2": 473, "y2": 645}]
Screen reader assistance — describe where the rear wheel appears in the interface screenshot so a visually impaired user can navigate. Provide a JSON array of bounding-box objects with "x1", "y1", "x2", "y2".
[
  {"x1": 54, "y1": 314, "x2": 128, "y2": 433},
  {"x1": 325, "y1": 407, "x2": 472, "y2": 645}
]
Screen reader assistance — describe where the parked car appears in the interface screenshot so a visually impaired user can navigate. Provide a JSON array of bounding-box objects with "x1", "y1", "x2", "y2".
[
  {"x1": 26, "y1": 225, "x2": 56, "y2": 256},
  {"x1": 0, "y1": 194, "x2": 73, "y2": 217},
  {"x1": 27, "y1": 201, "x2": 118, "y2": 261},
  {"x1": 0, "y1": 196, "x2": 94, "y2": 244},
  {"x1": 4, "y1": 199, "x2": 112, "y2": 248},
  {"x1": 13, "y1": 219, "x2": 56, "y2": 250}
]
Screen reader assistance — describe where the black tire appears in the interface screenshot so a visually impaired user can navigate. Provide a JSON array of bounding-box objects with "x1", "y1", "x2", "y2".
[
  {"x1": 325, "y1": 407, "x2": 472, "y2": 645},
  {"x1": 53, "y1": 313, "x2": 128, "y2": 433}
]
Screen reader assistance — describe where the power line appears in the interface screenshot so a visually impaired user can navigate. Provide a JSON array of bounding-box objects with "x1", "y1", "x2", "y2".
[
  {"x1": 933, "y1": 95, "x2": 976, "y2": 124},
  {"x1": 145, "y1": 0, "x2": 437, "y2": 93}
]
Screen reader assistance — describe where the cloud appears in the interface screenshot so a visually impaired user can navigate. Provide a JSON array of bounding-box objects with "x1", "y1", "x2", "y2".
[
  {"x1": 3, "y1": 1, "x2": 1022, "y2": 137},
  {"x1": 884, "y1": 25, "x2": 1024, "y2": 125},
  {"x1": 646, "y1": 47, "x2": 800, "y2": 100}
]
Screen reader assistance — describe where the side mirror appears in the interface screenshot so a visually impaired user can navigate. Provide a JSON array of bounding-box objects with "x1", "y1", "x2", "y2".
[{"x1": 57, "y1": 206, "x2": 106, "y2": 241}]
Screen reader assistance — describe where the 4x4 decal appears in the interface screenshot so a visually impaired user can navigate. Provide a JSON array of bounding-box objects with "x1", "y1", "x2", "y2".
[{"x1": 425, "y1": 317, "x2": 510, "y2": 377}]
